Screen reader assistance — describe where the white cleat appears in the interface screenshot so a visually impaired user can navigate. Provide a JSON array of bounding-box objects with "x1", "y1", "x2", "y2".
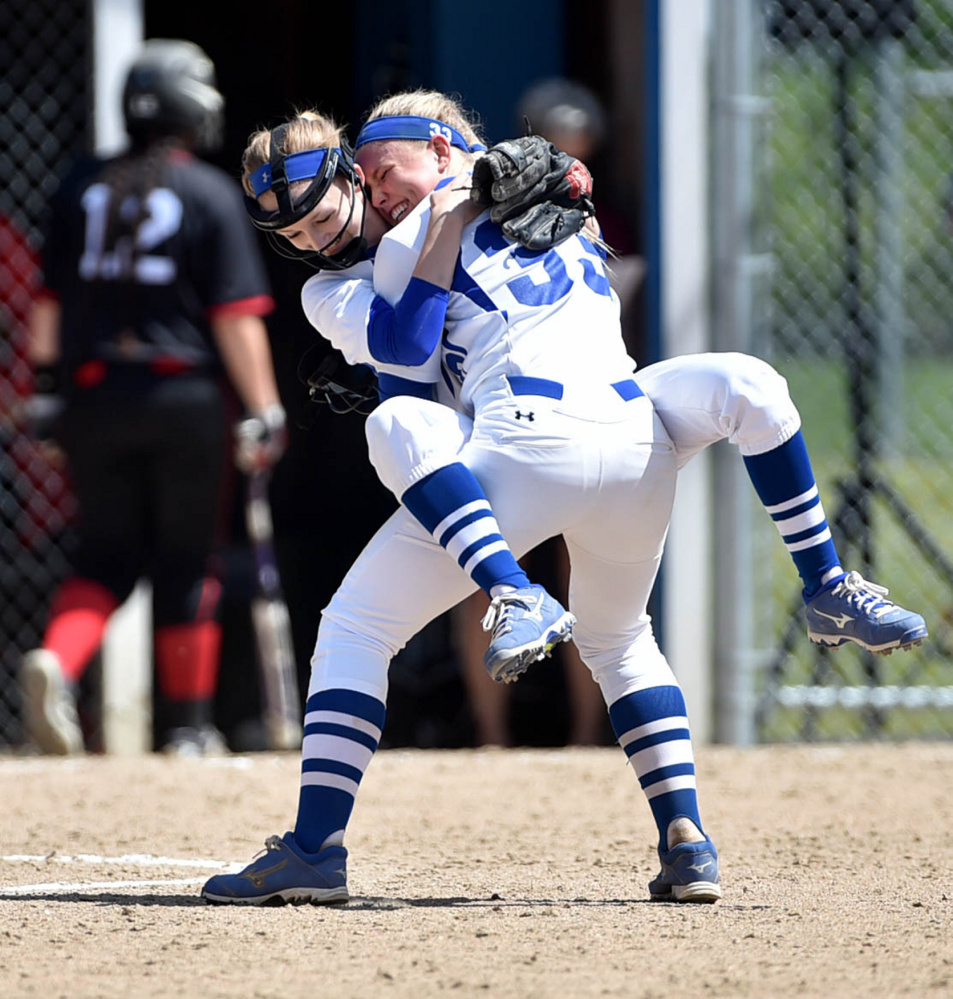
[{"x1": 20, "y1": 649, "x2": 83, "y2": 755}]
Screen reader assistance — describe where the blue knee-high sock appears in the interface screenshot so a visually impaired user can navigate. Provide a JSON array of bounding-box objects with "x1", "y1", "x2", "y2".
[
  {"x1": 743, "y1": 430, "x2": 841, "y2": 598},
  {"x1": 401, "y1": 463, "x2": 530, "y2": 596},
  {"x1": 293, "y1": 688, "x2": 386, "y2": 853},
  {"x1": 609, "y1": 685, "x2": 703, "y2": 850}
]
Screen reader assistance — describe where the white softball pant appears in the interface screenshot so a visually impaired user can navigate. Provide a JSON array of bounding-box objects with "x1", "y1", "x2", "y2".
[
  {"x1": 635, "y1": 352, "x2": 801, "y2": 468},
  {"x1": 311, "y1": 383, "x2": 678, "y2": 709}
]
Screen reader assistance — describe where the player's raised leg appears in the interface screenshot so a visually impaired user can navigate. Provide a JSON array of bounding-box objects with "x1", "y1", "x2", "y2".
[
  {"x1": 637, "y1": 352, "x2": 927, "y2": 654},
  {"x1": 743, "y1": 435, "x2": 927, "y2": 653},
  {"x1": 365, "y1": 395, "x2": 574, "y2": 682}
]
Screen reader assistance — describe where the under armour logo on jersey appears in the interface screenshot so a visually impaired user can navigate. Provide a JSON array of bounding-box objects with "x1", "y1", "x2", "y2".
[{"x1": 515, "y1": 410, "x2": 535, "y2": 421}]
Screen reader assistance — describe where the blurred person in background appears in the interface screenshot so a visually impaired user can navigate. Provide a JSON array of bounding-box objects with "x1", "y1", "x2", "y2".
[
  {"x1": 516, "y1": 77, "x2": 638, "y2": 265},
  {"x1": 18, "y1": 39, "x2": 286, "y2": 757}
]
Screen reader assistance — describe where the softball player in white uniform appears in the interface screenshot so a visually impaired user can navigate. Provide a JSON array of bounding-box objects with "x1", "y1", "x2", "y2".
[
  {"x1": 356, "y1": 97, "x2": 926, "y2": 662},
  {"x1": 203, "y1": 101, "x2": 722, "y2": 907}
]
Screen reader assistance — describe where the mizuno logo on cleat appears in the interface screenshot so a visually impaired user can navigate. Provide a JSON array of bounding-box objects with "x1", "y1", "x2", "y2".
[
  {"x1": 688, "y1": 859, "x2": 714, "y2": 874},
  {"x1": 814, "y1": 610, "x2": 854, "y2": 629},
  {"x1": 524, "y1": 592, "x2": 545, "y2": 622},
  {"x1": 241, "y1": 858, "x2": 289, "y2": 888}
]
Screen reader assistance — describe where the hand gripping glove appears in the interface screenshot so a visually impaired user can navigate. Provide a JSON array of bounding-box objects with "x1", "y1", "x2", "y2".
[
  {"x1": 234, "y1": 403, "x2": 288, "y2": 474},
  {"x1": 470, "y1": 135, "x2": 595, "y2": 250},
  {"x1": 470, "y1": 135, "x2": 554, "y2": 209}
]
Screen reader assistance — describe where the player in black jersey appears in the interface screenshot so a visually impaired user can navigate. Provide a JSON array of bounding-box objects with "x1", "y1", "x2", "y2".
[{"x1": 19, "y1": 39, "x2": 287, "y2": 756}]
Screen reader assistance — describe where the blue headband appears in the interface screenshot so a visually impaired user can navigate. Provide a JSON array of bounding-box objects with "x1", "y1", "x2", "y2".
[
  {"x1": 249, "y1": 148, "x2": 334, "y2": 197},
  {"x1": 354, "y1": 115, "x2": 486, "y2": 153}
]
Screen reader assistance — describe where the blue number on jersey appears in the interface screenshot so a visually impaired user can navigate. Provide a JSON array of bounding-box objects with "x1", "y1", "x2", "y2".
[
  {"x1": 576, "y1": 234, "x2": 613, "y2": 298},
  {"x1": 472, "y1": 220, "x2": 611, "y2": 307}
]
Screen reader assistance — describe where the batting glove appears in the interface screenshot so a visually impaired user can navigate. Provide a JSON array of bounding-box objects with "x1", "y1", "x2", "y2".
[{"x1": 234, "y1": 403, "x2": 288, "y2": 474}]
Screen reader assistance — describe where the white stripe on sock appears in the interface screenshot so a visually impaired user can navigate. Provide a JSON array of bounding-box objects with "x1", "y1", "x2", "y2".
[
  {"x1": 617, "y1": 715, "x2": 689, "y2": 750},
  {"x1": 444, "y1": 517, "x2": 501, "y2": 563},
  {"x1": 775, "y1": 503, "x2": 827, "y2": 536},
  {"x1": 432, "y1": 499, "x2": 491, "y2": 542},
  {"x1": 629, "y1": 738, "x2": 695, "y2": 776},
  {"x1": 462, "y1": 539, "x2": 509, "y2": 577},
  {"x1": 304, "y1": 710, "x2": 382, "y2": 742},
  {"x1": 302, "y1": 732, "x2": 375, "y2": 772},
  {"x1": 300, "y1": 771, "x2": 360, "y2": 797},
  {"x1": 764, "y1": 485, "x2": 818, "y2": 516},
  {"x1": 786, "y1": 527, "x2": 832, "y2": 553},
  {"x1": 643, "y1": 774, "x2": 698, "y2": 799}
]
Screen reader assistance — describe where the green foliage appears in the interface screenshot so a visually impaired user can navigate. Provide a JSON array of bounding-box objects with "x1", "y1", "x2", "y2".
[
  {"x1": 755, "y1": 358, "x2": 953, "y2": 741},
  {"x1": 767, "y1": 31, "x2": 953, "y2": 356}
]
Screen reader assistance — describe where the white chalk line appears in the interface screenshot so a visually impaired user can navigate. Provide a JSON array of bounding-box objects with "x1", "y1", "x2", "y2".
[
  {"x1": 0, "y1": 756, "x2": 258, "y2": 775},
  {"x1": 0, "y1": 853, "x2": 244, "y2": 897},
  {"x1": 2, "y1": 853, "x2": 241, "y2": 869},
  {"x1": 0, "y1": 877, "x2": 209, "y2": 896}
]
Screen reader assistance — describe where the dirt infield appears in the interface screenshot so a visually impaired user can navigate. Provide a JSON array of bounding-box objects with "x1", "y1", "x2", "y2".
[{"x1": 2, "y1": 743, "x2": 951, "y2": 999}]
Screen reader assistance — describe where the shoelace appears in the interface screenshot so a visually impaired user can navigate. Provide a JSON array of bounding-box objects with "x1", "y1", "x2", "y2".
[
  {"x1": 833, "y1": 571, "x2": 892, "y2": 618},
  {"x1": 481, "y1": 591, "x2": 530, "y2": 638},
  {"x1": 253, "y1": 835, "x2": 284, "y2": 860}
]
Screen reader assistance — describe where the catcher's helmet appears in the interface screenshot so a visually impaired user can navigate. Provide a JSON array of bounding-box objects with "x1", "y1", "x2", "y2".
[{"x1": 123, "y1": 39, "x2": 224, "y2": 152}]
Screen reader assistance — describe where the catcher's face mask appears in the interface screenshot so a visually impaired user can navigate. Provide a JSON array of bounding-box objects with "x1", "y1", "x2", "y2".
[
  {"x1": 296, "y1": 344, "x2": 378, "y2": 426},
  {"x1": 244, "y1": 125, "x2": 368, "y2": 270}
]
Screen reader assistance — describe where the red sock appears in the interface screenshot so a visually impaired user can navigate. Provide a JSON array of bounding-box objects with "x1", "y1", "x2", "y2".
[
  {"x1": 43, "y1": 578, "x2": 119, "y2": 682},
  {"x1": 154, "y1": 621, "x2": 222, "y2": 702}
]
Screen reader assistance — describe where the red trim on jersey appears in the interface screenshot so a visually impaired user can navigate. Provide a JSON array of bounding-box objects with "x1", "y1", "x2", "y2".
[
  {"x1": 73, "y1": 359, "x2": 107, "y2": 388},
  {"x1": 151, "y1": 356, "x2": 195, "y2": 376},
  {"x1": 35, "y1": 286, "x2": 60, "y2": 303},
  {"x1": 207, "y1": 294, "x2": 275, "y2": 321}
]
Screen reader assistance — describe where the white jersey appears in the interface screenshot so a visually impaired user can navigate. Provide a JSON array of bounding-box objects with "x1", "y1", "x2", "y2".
[
  {"x1": 300, "y1": 255, "x2": 441, "y2": 388},
  {"x1": 373, "y1": 197, "x2": 638, "y2": 413}
]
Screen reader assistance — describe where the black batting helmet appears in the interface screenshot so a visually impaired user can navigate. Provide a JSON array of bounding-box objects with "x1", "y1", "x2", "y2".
[{"x1": 122, "y1": 39, "x2": 224, "y2": 152}]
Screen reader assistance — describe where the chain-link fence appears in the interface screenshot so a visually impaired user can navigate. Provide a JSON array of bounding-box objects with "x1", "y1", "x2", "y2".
[
  {"x1": 0, "y1": 0, "x2": 88, "y2": 747},
  {"x1": 750, "y1": 0, "x2": 953, "y2": 739}
]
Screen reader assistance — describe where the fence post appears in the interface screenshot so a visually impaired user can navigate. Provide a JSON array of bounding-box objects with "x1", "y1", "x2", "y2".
[{"x1": 710, "y1": 0, "x2": 769, "y2": 745}]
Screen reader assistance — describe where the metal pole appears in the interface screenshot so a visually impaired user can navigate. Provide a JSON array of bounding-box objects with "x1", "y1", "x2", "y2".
[
  {"x1": 91, "y1": 0, "x2": 143, "y2": 155},
  {"x1": 710, "y1": 0, "x2": 769, "y2": 745},
  {"x1": 874, "y1": 38, "x2": 906, "y2": 457}
]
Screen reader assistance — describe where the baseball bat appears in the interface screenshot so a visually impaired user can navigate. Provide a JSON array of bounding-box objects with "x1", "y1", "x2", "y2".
[{"x1": 245, "y1": 470, "x2": 303, "y2": 750}]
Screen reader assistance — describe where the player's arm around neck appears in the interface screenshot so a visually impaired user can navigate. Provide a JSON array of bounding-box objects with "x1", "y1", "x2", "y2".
[{"x1": 412, "y1": 178, "x2": 481, "y2": 290}]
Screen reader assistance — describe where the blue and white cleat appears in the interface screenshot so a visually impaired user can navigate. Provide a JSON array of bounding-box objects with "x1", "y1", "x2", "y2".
[
  {"x1": 201, "y1": 833, "x2": 349, "y2": 906},
  {"x1": 649, "y1": 839, "x2": 722, "y2": 903},
  {"x1": 805, "y1": 570, "x2": 928, "y2": 655},
  {"x1": 481, "y1": 584, "x2": 576, "y2": 683}
]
